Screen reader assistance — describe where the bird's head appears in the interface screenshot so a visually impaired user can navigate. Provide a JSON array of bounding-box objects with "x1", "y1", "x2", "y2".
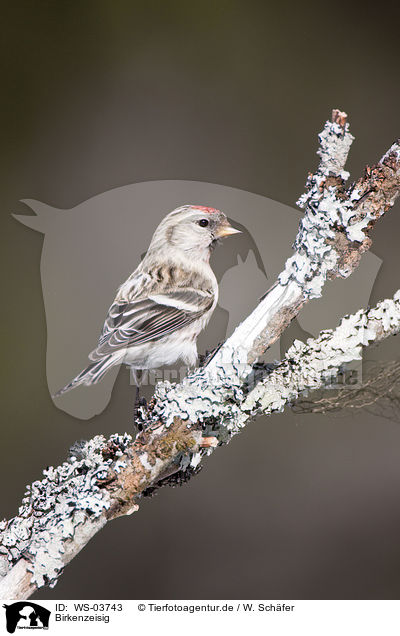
[{"x1": 149, "y1": 205, "x2": 241, "y2": 261}]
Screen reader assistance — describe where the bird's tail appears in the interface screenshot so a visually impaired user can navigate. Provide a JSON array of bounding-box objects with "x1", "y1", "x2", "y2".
[{"x1": 53, "y1": 354, "x2": 119, "y2": 398}]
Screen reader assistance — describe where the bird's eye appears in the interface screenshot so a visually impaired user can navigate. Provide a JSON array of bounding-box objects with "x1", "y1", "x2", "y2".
[{"x1": 198, "y1": 219, "x2": 209, "y2": 227}]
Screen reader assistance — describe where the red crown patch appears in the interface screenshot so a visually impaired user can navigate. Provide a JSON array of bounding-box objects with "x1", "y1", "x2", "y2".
[{"x1": 192, "y1": 206, "x2": 220, "y2": 214}]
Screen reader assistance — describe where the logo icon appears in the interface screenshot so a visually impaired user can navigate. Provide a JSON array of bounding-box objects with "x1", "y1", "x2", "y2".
[{"x1": 3, "y1": 602, "x2": 50, "y2": 633}]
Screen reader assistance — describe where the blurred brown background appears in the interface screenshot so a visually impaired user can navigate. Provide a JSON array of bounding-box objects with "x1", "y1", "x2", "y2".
[{"x1": 1, "y1": 0, "x2": 400, "y2": 599}]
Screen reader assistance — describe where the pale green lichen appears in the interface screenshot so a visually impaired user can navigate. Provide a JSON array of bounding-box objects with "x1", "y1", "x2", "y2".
[{"x1": 0, "y1": 433, "x2": 132, "y2": 588}]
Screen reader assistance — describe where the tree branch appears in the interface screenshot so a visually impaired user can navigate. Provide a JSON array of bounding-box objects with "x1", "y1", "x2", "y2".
[
  {"x1": 293, "y1": 359, "x2": 400, "y2": 418},
  {"x1": 198, "y1": 111, "x2": 400, "y2": 379},
  {"x1": 240, "y1": 291, "x2": 400, "y2": 420},
  {"x1": 1, "y1": 109, "x2": 399, "y2": 599}
]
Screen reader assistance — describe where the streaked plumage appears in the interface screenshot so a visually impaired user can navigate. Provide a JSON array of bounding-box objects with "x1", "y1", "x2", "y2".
[{"x1": 55, "y1": 205, "x2": 240, "y2": 397}]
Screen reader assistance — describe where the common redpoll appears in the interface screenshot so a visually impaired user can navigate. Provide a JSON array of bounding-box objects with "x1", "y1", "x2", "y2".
[{"x1": 55, "y1": 205, "x2": 240, "y2": 397}]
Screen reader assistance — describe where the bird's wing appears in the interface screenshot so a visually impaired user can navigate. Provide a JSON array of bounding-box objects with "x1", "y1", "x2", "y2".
[{"x1": 89, "y1": 288, "x2": 214, "y2": 360}]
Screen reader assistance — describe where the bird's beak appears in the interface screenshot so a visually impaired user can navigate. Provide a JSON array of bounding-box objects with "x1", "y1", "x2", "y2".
[{"x1": 216, "y1": 222, "x2": 242, "y2": 238}]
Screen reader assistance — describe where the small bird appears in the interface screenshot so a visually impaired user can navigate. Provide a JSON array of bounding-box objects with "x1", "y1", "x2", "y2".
[{"x1": 55, "y1": 205, "x2": 240, "y2": 398}]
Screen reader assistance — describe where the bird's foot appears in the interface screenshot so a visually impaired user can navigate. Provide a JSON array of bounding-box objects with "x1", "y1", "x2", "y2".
[
  {"x1": 199, "y1": 341, "x2": 224, "y2": 367},
  {"x1": 134, "y1": 397, "x2": 148, "y2": 431},
  {"x1": 243, "y1": 361, "x2": 278, "y2": 393}
]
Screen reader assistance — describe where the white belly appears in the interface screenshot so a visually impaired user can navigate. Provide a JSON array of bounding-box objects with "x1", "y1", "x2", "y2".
[{"x1": 123, "y1": 331, "x2": 198, "y2": 370}]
